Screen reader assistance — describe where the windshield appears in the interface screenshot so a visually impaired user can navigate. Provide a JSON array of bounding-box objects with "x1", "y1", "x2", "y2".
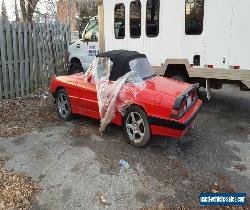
[
  {"x1": 83, "y1": 19, "x2": 99, "y2": 42},
  {"x1": 129, "y1": 58, "x2": 156, "y2": 80}
]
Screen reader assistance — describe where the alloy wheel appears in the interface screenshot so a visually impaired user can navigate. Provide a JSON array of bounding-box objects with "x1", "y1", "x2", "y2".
[
  {"x1": 57, "y1": 92, "x2": 69, "y2": 118},
  {"x1": 126, "y1": 112, "x2": 145, "y2": 143}
]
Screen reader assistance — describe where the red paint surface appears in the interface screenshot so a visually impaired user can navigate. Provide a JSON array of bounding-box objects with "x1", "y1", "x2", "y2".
[{"x1": 50, "y1": 73, "x2": 202, "y2": 138}]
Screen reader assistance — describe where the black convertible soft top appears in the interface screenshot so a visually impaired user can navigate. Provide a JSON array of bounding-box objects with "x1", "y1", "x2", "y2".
[{"x1": 97, "y1": 50, "x2": 146, "y2": 81}]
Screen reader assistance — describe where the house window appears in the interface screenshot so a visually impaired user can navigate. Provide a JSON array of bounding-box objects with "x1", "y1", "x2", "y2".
[
  {"x1": 114, "y1": 3, "x2": 125, "y2": 39},
  {"x1": 130, "y1": 0, "x2": 141, "y2": 38},
  {"x1": 185, "y1": 0, "x2": 204, "y2": 35},
  {"x1": 146, "y1": 0, "x2": 160, "y2": 37}
]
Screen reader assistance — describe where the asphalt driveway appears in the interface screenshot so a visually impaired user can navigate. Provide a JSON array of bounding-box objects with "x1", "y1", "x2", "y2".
[{"x1": 0, "y1": 85, "x2": 249, "y2": 209}]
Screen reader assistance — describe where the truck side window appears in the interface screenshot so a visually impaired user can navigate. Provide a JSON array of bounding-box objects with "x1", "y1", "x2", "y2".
[
  {"x1": 130, "y1": 0, "x2": 141, "y2": 38},
  {"x1": 84, "y1": 20, "x2": 99, "y2": 42},
  {"x1": 185, "y1": 0, "x2": 204, "y2": 35},
  {"x1": 146, "y1": 0, "x2": 160, "y2": 37},
  {"x1": 114, "y1": 3, "x2": 125, "y2": 39}
]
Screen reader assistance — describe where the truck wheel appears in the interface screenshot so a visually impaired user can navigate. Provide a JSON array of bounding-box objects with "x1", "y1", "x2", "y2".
[
  {"x1": 68, "y1": 62, "x2": 84, "y2": 75},
  {"x1": 171, "y1": 75, "x2": 187, "y2": 82},
  {"x1": 123, "y1": 106, "x2": 151, "y2": 147}
]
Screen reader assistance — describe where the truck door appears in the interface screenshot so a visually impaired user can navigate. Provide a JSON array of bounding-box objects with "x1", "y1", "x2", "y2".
[
  {"x1": 127, "y1": 0, "x2": 144, "y2": 53},
  {"x1": 182, "y1": 0, "x2": 206, "y2": 69},
  {"x1": 113, "y1": 2, "x2": 127, "y2": 50},
  {"x1": 143, "y1": 0, "x2": 162, "y2": 67},
  {"x1": 204, "y1": 0, "x2": 234, "y2": 69},
  {"x1": 229, "y1": 0, "x2": 250, "y2": 70}
]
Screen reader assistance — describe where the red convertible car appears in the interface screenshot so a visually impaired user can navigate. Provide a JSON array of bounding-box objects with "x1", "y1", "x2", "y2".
[{"x1": 50, "y1": 50, "x2": 202, "y2": 147}]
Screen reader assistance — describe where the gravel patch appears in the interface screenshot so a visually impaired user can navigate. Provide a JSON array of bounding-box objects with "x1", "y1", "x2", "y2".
[
  {"x1": 0, "y1": 157, "x2": 39, "y2": 210},
  {"x1": 0, "y1": 88, "x2": 59, "y2": 138}
]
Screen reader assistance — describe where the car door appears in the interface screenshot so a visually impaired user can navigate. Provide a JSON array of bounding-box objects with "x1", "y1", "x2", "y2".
[{"x1": 74, "y1": 74, "x2": 100, "y2": 118}]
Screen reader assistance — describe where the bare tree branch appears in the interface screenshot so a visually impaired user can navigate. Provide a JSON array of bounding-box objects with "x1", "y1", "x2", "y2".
[
  {"x1": 20, "y1": 0, "x2": 27, "y2": 21},
  {"x1": 19, "y1": 0, "x2": 40, "y2": 22}
]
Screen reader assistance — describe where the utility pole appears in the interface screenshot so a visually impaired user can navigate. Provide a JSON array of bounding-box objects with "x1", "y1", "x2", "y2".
[
  {"x1": 68, "y1": 0, "x2": 73, "y2": 27},
  {"x1": 68, "y1": 0, "x2": 73, "y2": 42}
]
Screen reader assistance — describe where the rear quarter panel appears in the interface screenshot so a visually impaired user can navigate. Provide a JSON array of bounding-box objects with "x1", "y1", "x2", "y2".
[{"x1": 132, "y1": 89, "x2": 175, "y2": 120}]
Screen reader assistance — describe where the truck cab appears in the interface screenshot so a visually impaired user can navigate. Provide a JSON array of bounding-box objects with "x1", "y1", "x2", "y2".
[{"x1": 68, "y1": 17, "x2": 99, "y2": 74}]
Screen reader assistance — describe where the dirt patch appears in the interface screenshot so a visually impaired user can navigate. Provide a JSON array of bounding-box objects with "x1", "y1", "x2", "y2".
[
  {"x1": 237, "y1": 125, "x2": 250, "y2": 134},
  {"x1": 233, "y1": 164, "x2": 247, "y2": 172},
  {"x1": 140, "y1": 204, "x2": 189, "y2": 210},
  {"x1": 70, "y1": 118, "x2": 100, "y2": 137},
  {"x1": 0, "y1": 157, "x2": 39, "y2": 210},
  {"x1": 0, "y1": 88, "x2": 59, "y2": 138}
]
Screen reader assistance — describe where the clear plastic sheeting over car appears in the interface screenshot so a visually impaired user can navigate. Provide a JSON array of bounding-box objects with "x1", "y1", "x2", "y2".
[
  {"x1": 129, "y1": 58, "x2": 156, "y2": 80},
  {"x1": 84, "y1": 57, "x2": 145, "y2": 132}
]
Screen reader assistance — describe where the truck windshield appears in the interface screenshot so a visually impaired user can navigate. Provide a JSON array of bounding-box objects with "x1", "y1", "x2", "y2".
[
  {"x1": 129, "y1": 58, "x2": 156, "y2": 80},
  {"x1": 84, "y1": 19, "x2": 99, "y2": 42}
]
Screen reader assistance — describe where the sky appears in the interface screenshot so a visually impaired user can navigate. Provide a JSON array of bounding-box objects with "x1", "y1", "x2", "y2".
[
  {"x1": 0, "y1": 0, "x2": 56, "y2": 21},
  {"x1": 1, "y1": 0, "x2": 16, "y2": 21}
]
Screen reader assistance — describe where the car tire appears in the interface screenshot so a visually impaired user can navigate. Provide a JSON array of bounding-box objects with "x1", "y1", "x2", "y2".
[
  {"x1": 56, "y1": 89, "x2": 73, "y2": 121},
  {"x1": 171, "y1": 75, "x2": 187, "y2": 82},
  {"x1": 68, "y1": 62, "x2": 84, "y2": 75},
  {"x1": 123, "y1": 105, "x2": 151, "y2": 147}
]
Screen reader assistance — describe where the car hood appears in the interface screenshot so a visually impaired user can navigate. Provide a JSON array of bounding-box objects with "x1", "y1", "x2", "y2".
[
  {"x1": 56, "y1": 73, "x2": 84, "y2": 83},
  {"x1": 144, "y1": 76, "x2": 192, "y2": 97}
]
